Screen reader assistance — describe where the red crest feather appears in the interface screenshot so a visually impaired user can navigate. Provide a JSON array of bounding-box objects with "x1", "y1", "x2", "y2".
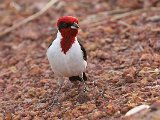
[{"x1": 57, "y1": 16, "x2": 78, "y2": 27}]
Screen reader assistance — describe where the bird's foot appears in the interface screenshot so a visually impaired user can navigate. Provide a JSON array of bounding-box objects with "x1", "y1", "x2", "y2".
[
  {"x1": 82, "y1": 81, "x2": 89, "y2": 93},
  {"x1": 83, "y1": 85, "x2": 89, "y2": 93},
  {"x1": 47, "y1": 97, "x2": 60, "y2": 111}
]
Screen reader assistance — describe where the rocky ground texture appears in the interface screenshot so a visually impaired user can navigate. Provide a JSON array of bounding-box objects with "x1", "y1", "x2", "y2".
[{"x1": 0, "y1": 0, "x2": 160, "y2": 119}]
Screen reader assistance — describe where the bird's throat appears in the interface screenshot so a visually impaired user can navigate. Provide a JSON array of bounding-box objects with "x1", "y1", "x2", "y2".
[
  {"x1": 60, "y1": 36, "x2": 76, "y2": 54},
  {"x1": 60, "y1": 28, "x2": 77, "y2": 54}
]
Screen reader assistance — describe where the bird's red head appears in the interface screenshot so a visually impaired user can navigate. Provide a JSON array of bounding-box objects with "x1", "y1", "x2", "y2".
[
  {"x1": 57, "y1": 16, "x2": 79, "y2": 38},
  {"x1": 57, "y1": 16, "x2": 79, "y2": 54}
]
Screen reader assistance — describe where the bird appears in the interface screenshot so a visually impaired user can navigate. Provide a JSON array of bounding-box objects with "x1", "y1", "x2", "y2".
[{"x1": 46, "y1": 16, "x2": 87, "y2": 107}]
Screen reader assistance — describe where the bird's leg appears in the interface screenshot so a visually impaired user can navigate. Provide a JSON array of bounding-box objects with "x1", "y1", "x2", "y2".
[
  {"x1": 93, "y1": 81, "x2": 105, "y2": 98},
  {"x1": 80, "y1": 73, "x2": 88, "y2": 93},
  {"x1": 54, "y1": 78, "x2": 64, "y2": 102},
  {"x1": 48, "y1": 77, "x2": 64, "y2": 111}
]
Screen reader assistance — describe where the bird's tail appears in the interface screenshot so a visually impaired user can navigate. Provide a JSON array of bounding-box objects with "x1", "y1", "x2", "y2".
[{"x1": 69, "y1": 72, "x2": 87, "y2": 82}]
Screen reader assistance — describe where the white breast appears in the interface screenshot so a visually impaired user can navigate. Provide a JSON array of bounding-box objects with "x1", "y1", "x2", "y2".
[{"x1": 46, "y1": 31, "x2": 87, "y2": 77}]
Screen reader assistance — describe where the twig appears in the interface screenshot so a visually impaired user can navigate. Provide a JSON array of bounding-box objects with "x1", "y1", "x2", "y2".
[
  {"x1": 111, "y1": 7, "x2": 160, "y2": 21},
  {"x1": 146, "y1": 15, "x2": 160, "y2": 22},
  {"x1": 118, "y1": 20, "x2": 133, "y2": 28},
  {"x1": 81, "y1": 7, "x2": 160, "y2": 28},
  {"x1": 0, "y1": 0, "x2": 58, "y2": 37},
  {"x1": 81, "y1": 8, "x2": 130, "y2": 25}
]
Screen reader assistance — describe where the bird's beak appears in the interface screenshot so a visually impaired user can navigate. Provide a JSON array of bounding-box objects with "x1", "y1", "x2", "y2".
[{"x1": 71, "y1": 23, "x2": 79, "y2": 29}]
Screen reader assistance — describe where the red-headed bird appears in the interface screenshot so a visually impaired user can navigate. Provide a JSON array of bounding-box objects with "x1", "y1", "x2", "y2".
[{"x1": 47, "y1": 16, "x2": 87, "y2": 106}]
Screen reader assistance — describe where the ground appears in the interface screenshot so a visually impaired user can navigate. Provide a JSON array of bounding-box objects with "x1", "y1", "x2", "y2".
[{"x1": 0, "y1": 0, "x2": 160, "y2": 119}]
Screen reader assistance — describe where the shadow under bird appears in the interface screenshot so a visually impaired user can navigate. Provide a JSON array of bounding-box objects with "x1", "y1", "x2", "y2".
[{"x1": 46, "y1": 16, "x2": 87, "y2": 109}]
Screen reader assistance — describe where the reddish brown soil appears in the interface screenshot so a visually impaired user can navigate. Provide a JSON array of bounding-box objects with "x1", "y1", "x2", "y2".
[{"x1": 0, "y1": 0, "x2": 160, "y2": 119}]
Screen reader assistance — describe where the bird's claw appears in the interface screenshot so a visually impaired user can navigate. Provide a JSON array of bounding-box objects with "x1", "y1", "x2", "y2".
[
  {"x1": 83, "y1": 85, "x2": 89, "y2": 93},
  {"x1": 47, "y1": 97, "x2": 59, "y2": 111}
]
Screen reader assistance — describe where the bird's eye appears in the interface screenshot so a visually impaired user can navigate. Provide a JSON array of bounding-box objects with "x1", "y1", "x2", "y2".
[
  {"x1": 61, "y1": 23, "x2": 67, "y2": 28},
  {"x1": 58, "y1": 22, "x2": 68, "y2": 30},
  {"x1": 58, "y1": 22, "x2": 71, "y2": 30}
]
